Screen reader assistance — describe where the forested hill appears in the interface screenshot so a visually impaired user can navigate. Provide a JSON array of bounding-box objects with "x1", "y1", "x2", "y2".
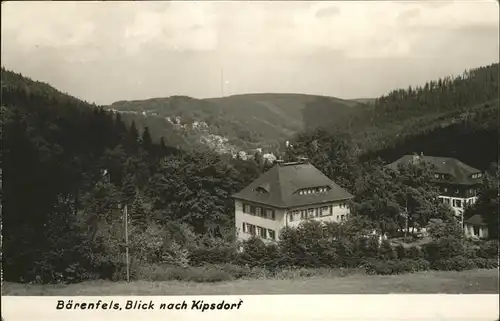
[
  {"x1": 1, "y1": 67, "x2": 266, "y2": 283},
  {"x1": 108, "y1": 93, "x2": 361, "y2": 154},
  {"x1": 302, "y1": 63, "x2": 499, "y2": 170}
]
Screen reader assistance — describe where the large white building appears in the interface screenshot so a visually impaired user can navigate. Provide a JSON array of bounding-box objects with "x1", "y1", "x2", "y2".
[
  {"x1": 231, "y1": 159, "x2": 354, "y2": 242},
  {"x1": 387, "y1": 154, "x2": 485, "y2": 238}
]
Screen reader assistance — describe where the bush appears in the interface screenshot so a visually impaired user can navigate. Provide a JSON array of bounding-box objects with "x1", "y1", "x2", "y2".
[
  {"x1": 463, "y1": 246, "x2": 478, "y2": 259},
  {"x1": 188, "y1": 238, "x2": 238, "y2": 266},
  {"x1": 395, "y1": 244, "x2": 406, "y2": 259},
  {"x1": 423, "y1": 237, "x2": 464, "y2": 261},
  {"x1": 471, "y1": 258, "x2": 499, "y2": 269},
  {"x1": 378, "y1": 240, "x2": 397, "y2": 260},
  {"x1": 476, "y1": 240, "x2": 499, "y2": 259},
  {"x1": 135, "y1": 264, "x2": 233, "y2": 283},
  {"x1": 431, "y1": 256, "x2": 478, "y2": 271},
  {"x1": 355, "y1": 236, "x2": 380, "y2": 259},
  {"x1": 406, "y1": 246, "x2": 423, "y2": 259},
  {"x1": 334, "y1": 239, "x2": 360, "y2": 268},
  {"x1": 364, "y1": 258, "x2": 430, "y2": 275},
  {"x1": 238, "y1": 236, "x2": 281, "y2": 268}
]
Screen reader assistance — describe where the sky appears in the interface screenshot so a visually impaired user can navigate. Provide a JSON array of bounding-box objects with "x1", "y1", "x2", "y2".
[{"x1": 1, "y1": 1, "x2": 499, "y2": 105}]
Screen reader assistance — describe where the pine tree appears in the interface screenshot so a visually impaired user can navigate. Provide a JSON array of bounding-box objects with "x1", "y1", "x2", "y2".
[{"x1": 142, "y1": 126, "x2": 153, "y2": 153}]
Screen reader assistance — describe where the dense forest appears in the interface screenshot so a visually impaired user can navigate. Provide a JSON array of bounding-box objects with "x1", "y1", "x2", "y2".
[
  {"x1": 2, "y1": 63, "x2": 498, "y2": 284},
  {"x1": 303, "y1": 63, "x2": 499, "y2": 170},
  {"x1": 1, "y1": 68, "x2": 266, "y2": 282}
]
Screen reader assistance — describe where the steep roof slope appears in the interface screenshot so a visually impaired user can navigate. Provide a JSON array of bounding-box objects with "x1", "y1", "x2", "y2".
[
  {"x1": 387, "y1": 155, "x2": 482, "y2": 185},
  {"x1": 232, "y1": 161, "x2": 353, "y2": 208}
]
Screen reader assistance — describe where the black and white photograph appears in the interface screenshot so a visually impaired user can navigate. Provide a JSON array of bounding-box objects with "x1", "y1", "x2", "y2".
[{"x1": 1, "y1": 0, "x2": 499, "y2": 312}]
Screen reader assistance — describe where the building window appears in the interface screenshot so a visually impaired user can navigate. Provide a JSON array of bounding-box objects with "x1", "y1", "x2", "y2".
[
  {"x1": 257, "y1": 227, "x2": 267, "y2": 239},
  {"x1": 329, "y1": 205, "x2": 333, "y2": 214},
  {"x1": 266, "y1": 209, "x2": 275, "y2": 220},
  {"x1": 308, "y1": 208, "x2": 314, "y2": 218},
  {"x1": 444, "y1": 187, "x2": 448, "y2": 193},
  {"x1": 473, "y1": 226, "x2": 480, "y2": 236},
  {"x1": 255, "y1": 207, "x2": 261, "y2": 217},
  {"x1": 242, "y1": 222, "x2": 247, "y2": 233},
  {"x1": 320, "y1": 206, "x2": 330, "y2": 216},
  {"x1": 248, "y1": 224, "x2": 256, "y2": 235},
  {"x1": 268, "y1": 229, "x2": 276, "y2": 240},
  {"x1": 250, "y1": 206, "x2": 256, "y2": 215},
  {"x1": 341, "y1": 215, "x2": 345, "y2": 221},
  {"x1": 243, "y1": 204, "x2": 250, "y2": 213},
  {"x1": 453, "y1": 199, "x2": 462, "y2": 208}
]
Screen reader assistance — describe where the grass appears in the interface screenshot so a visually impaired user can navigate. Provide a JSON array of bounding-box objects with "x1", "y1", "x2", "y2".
[{"x1": 2, "y1": 268, "x2": 498, "y2": 295}]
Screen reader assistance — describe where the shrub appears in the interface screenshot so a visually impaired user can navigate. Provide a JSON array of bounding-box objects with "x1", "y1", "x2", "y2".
[
  {"x1": 334, "y1": 239, "x2": 360, "y2": 268},
  {"x1": 476, "y1": 240, "x2": 499, "y2": 259},
  {"x1": 427, "y1": 218, "x2": 463, "y2": 239},
  {"x1": 135, "y1": 264, "x2": 233, "y2": 283},
  {"x1": 431, "y1": 256, "x2": 478, "y2": 271},
  {"x1": 278, "y1": 222, "x2": 341, "y2": 268},
  {"x1": 364, "y1": 259, "x2": 430, "y2": 275},
  {"x1": 463, "y1": 246, "x2": 478, "y2": 259},
  {"x1": 378, "y1": 240, "x2": 397, "y2": 260},
  {"x1": 355, "y1": 236, "x2": 380, "y2": 259},
  {"x1": 410, "y1": 258, "x2": 431, "y2": 271},
  {"x1": 188, "y1": 238, "x2": 238, "y2": 266},
  {"x1": 471, "y1": 258, "x2": 499, "y2": 269},
  {"x1": 395, "y1": 244, "x2": 406, "y2": 259},
  {"x1": 423, "y1": 237, "x2": 464, "y2": 261},
  {"x1": 406, "y1": 246, "x2": 423, "y2": 259},
  {"x1": 238, "y1": 236, "x2": 281, "y2": 268}
]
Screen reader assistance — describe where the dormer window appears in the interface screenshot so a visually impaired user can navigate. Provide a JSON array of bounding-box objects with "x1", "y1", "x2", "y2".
[
  {"x1": 296, "y1": 186, "x2": 330, "y2": 196},
  {"x1": 255, "y1": 186, "x2": 269, "y2": 194},
  {"x1": 472, "y1": 173, "x2": 482, "y2": 179}
]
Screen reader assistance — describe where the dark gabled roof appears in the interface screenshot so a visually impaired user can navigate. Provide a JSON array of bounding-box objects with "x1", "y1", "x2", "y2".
[
  {"x1": 386, "y1": 155, "x2": 482, "y2": 185},
  {"x1": 231, "y1": 161, "x2": 353, "y2": 208},
  {"x1": 464, "y1": 214, "x2": 488, "y2": 226}
]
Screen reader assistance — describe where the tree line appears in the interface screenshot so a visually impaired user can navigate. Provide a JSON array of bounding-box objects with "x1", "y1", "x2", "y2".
[{"x1": 2, "y1": 65, "x2": 498, "y2": 284}]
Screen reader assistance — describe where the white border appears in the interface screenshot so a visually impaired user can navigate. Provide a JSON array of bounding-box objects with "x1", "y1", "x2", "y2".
[{"x1": 2, "y1": 295, "x2": 499, "y2": 321}]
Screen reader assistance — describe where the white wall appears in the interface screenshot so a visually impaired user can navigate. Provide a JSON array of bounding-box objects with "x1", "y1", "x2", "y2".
[
  {"x1": 234, "y1": 200, "x2": 286, "y2": 242},
  {"x1": 464, "y1": 223, "x2": 489, "y2": 239},
  {"x1": 438, "y1": 195, "x2": 478, "y2": 219},
  {"x1": 235, "y1": 199, "x2": 351, "y2": 242},
  {"x1": 286, "y1": 202, "x2": 350, "y2": 228}
]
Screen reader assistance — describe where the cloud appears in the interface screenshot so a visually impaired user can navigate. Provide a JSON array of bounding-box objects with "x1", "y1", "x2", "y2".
[{"x1": 1, "y1": 1, "x2": 498, "y2": 104}]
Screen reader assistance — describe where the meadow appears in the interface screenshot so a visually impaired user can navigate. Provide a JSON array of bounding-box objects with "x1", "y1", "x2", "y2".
[{"x1": 3, "y1": 268, "x2": 498, "y2": 296}]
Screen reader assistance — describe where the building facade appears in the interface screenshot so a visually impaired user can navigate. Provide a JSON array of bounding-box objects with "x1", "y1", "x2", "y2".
[
  {"x1": 463, "y1": 214, "x2": 489, "y2": 239},
  {"x1": 387, "y1": 154, "x2": 483, "y2": 229},
  {"x1": 232, "y1": 159, "x2": 354, "y2": 242}
]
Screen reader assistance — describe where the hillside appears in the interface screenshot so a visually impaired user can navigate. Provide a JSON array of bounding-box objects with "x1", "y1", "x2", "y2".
[
  {"x1": 302, "y1": 63, "x2": 499, "y2": 170},
  {"x1": 1, "y1": 67, "x2": 266, "y2": 283},
  {"x1": 108, "y1": 93, "x2": 362, "y2": 155}
]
